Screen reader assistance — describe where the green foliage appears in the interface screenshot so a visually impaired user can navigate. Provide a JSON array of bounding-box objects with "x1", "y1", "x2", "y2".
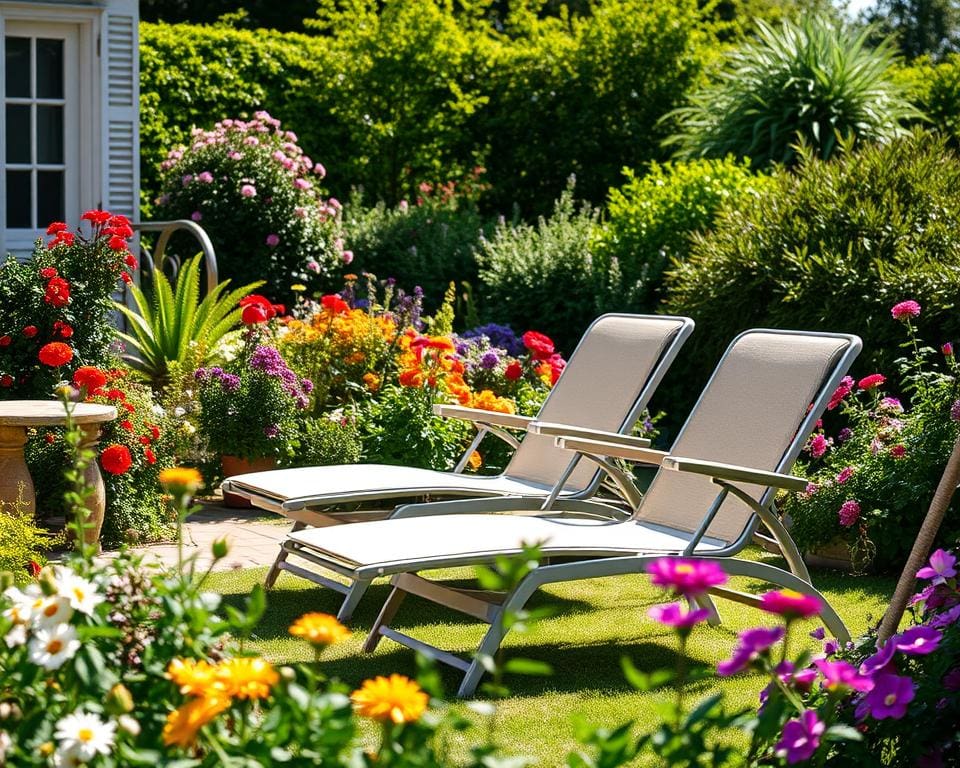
[
  {"x1": 0, "y1": 497, "x2": 57, "y2": 581},
  {"x1": 115, "y1": 255, "x2": 261, "y2": 391},
  {"x1": 861, "y1": 0, "x2": 960, "y2": 59},
  {"x1": 480, "y1": 0, "x2": 711, "y2": 213},
  {"x1": 894, "y1": 54, "x2": 960, "y2": 146},
  {"x1": 597, "y1": 158, "x2": 772, "y2": 311},
  {"x1": 341, "y1": 186, "x2": 489, "y2": 311},
  {"x1": 477, "y1": 186, "x2": 607, "y2": 353},
  {"x1": 282, "y1": 415, "x2": 362, "y2": 469},
  {"x1": 667, "y1": 16, "x2": 920, "y2": 167},
  {"x1": 360, "y1": 384, "x2": 472, "y2": 470},
  {"x1": 663, "y1": 131, "x2": 960, "y2": 403}
]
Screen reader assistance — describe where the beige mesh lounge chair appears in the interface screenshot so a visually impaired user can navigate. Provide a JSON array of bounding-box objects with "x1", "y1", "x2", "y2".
[
  {"x1": 278, "y1": 329, "x2": 861, "y2": 696},
  {"x1": 222, "y1": 314, "x2": 693, "y2": 602}
]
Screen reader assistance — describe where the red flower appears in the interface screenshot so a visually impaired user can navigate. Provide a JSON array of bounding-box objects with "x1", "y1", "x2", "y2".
[
  {"x1": 122, "y1": 402, "x2": 135, "y2": 413},
  {"x1": 38, "y1": 342, "x2": 73, "y2": 367},
  {"x1": 27, "y1": 560, "x2": 41, "y2": 578},
  {"x1": 54, "y1": 321, "x2": 74, "y2": 339},
  {"x1": 0, "y1": 374, "x2": 13, "y2": 387},
  {"x1": 504, "y1": 361, "x2": 523, "y2": 381},
  {"x1": 121, "y1": 272, "x2": 132, "y2": 284},
  {"x1": 239, "y1": 295, "x2": 277, "y2": 318},
  {"x1": 73, "y1": 366, "x2": 107, "y2": 395},
  {"x1": 147, "y1": 424, "x2": 161, "y2": 440},
  {"x1": 44, "y1": 432, "x2": 56, "y2": 444},
  {"x1": 22, "y1": 326, "x2": 38, "y2": 338},
  {"x1": 45, "y1": 222, "x2": 68, "y2": 235},
  {"x1": 101, "y1": 444, "x2": 132, "y2": 475},
  {"x1": 890, "y1": 444, "x2": 907, "y2": 459},
  {"x1": 0, "y1": 335, "x2": 10, "y2": 347},
  {"x1": 144, "y1": 448, "x2": 156, "y2": 465},
  {"x1": 80, "y1": 209, "x2": 111, "y2": 225},
  {"x1": 40, "y1": 267, "x2": 58, "y2": 278},
  {"x1": 105, "y1": 388, "x2": 125, "y2": 401},
  {"x1": 120, "y1": 420, "x2": 133, "y2": 431},
  {"x1": 107, "y1": 235, "x2": 127, "y2": 251},
  {"x1": 320, "y1": 294, "x2": 349, "y2": 315},
  {"x1": 858, "y1": 374, "x2": 886, "y2": 391},
  {"x1": 241, "y1": 303, "x2": 269, "y2": 325},
  {"x1": 47, "y1": 231, "x2": 74, "y2": 249},
  {"x1": 522, "y1": 331, "x2": 555, "y2": 360},
  {"x1": 139, "y1": 435, "x2": 151, "y2": 446},
  {"x1": 124, "y1": 253, "x2": 138, "y2": 269},
  {"x1": 44, "y1": 276, "x2": 71, "y2": 307}
]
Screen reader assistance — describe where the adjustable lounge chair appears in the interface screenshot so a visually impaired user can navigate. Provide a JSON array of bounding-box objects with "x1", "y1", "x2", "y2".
[
  {"x1": 278, "y1": 329, "x2": 861, "y2": 696},
  {"x1": 223, "y1": 314, "x2": 693, "y2": 592}
]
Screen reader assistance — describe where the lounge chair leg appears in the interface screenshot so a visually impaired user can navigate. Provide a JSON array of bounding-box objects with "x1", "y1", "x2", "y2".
[
  {"x1": 690, "y1": 594, "x2": 721, "y2": 626},
  {"x1": 337, "y1": 578, "x2": 372, "y2": 623},
  {"x1": 363, "y1": 584, "x2": 408, "y2": 653},
  {"x1": 265, "y1": 522, "x2": 306, "y2": 589},
  {"x1": 458, "y1": 607, "x2": 507, "y2": 698}
]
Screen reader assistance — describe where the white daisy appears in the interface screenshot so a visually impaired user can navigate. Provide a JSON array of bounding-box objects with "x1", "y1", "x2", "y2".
[
  {"x1": 32, "y1": 595, "x2": 73, "y2": 629},
  {"x1": 54, "y1": 711, "x2": 116, "y2": 762},
  {"x1": 55, "y1": 570, "x2": 104, "y2": 616},
  {"x1": 27, "y1": 624, "x2": 80, "y2": 670},
  {"x1": 4, "y1": 624, "x2": 26, "y2": 649},
  {"x1": 0, "y1": 730, "x2": 11, "y2": 764},
  {"x1": 2, "y1": 585, "x2": 37, "y2": 627}
]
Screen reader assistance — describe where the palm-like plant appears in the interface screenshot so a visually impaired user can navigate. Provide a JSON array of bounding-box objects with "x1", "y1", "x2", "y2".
[
  {"x1": 115, "y1": 255, "x2": 262, "y2": 391},
  {"x1": 665, "y1": 16, "x2": 923, "y2": 167}
]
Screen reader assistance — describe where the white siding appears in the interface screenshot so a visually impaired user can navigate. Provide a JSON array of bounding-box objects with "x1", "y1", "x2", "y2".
[{"x1": 102, "y1": 0, "x2": 138, "y2": 220}]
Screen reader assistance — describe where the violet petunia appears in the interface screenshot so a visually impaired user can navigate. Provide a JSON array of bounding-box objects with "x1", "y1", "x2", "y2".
[
  {"x1": 856, "y1": 673, "x2": 915, "y2": 720},
  {"x1": 717, "y1": 626, "x2": 785, "y2": 676},
  {"x1": 775, "y1": 710, "x2": 825, "y2": 764},
  {"x1": 813, "y1": 658, "x2": 874, "y2": 693},
  {"x1": 916, "y1": 549, "x2": 957, "y2": 585},
  {"x1": 893, "y1": 625, "x2": 942, "y2": 656}
]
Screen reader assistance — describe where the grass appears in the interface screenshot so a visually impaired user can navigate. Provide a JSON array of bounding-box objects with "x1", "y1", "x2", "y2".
[{"x1": 204, "y1": 548, "x2": 897, "y2": 764}]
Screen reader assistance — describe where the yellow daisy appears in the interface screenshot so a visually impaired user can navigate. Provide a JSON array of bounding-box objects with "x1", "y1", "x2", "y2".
[
  {"x1": 351, "y1": 674, "x2": 429, "y2": 724},
  {"x1": 289, "y1": 612, "x2": 350, "y2": 648}
]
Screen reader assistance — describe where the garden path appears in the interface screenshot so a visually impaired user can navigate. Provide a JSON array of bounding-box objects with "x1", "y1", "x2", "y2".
[{"x1": 101, "y1": 501, "x2": 289, "y2": 572}]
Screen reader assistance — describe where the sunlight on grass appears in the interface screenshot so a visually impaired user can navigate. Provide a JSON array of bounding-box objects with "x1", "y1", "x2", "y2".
[{"x1": 205, "y1": 549, "x2": 895, "y2": 764}]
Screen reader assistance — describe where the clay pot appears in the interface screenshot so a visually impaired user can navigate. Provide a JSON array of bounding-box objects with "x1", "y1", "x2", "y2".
[{"x1": 220, "y1": 455, "x2": 276, "y2": 508}]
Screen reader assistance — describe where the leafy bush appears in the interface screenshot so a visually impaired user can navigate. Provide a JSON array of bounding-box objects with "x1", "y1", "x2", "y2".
[
  {"x1": 667, "y1": 16, "x2": 919, "y2": 167},
  {"x1": 784, "y1": 309, "x2": 960, "y2": 571},
  {"x1": 340, "y1": 183, "x2": 489, "y2": 311},
  {"x1": 597, "y1": 158, "x2": 772, "y2": 311},
  {"x1": 153, "y1": 113, "x2": 343, "y2": 300},
  {"x1": 894, "y1": 54, "x2": 960, "y2": 147},
  {"x1": 0, "y1": 504, "x2": 58, "y2": 581},
  {"x1": 476, "y1": 186, "x2": 607, "y2": 353},
  {"x1": 282, "y1": 414, "x2": 362, "y2": 469},
  {"x1": 663, "y1": 132, "x2": 960, "y2": 407}
]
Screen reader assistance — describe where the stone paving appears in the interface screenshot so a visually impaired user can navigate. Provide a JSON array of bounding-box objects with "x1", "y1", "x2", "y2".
[{"x1": 103, "y1": 499, "x2": 290, "y2": 572}]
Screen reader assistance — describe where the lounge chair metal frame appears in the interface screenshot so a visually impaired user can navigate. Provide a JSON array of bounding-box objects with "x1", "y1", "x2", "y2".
[{"x1": 288, "y1": 329, "x2": 860, "y2": 696}]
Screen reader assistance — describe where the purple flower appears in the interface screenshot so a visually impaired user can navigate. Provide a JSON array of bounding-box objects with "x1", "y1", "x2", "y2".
[
  {"x1": 194, "y1": 367, "x2": 210, "y2": 382},
  {"x1": 250, "y1": 345, "x2": 285, "y2": 375},
  {"x1": 879, "y1": 397, "x2": 903, "y2": 413},
  {"x1": 916, "y1": 549, "x2": 957, "y2": 585},
  {"x1": 463, "y1": 323, "x2": 525, "y2": 357},
  {"x1": 265, "y1": 233, "x2": 280, "y2": 247},
  {"x1": 717, "y1": 626, "x2": 785, "y2": 676},
  {"x1": 838, "y1": 500, "x2": 861, "y2": 528},
  {"x1": 646, "y1": 602, "x2": 709, "y2": 633},
  {"x1": 813, "y1": 658, "x2": 874, "y2": 692},
  {"x1": 837, "y1": 427, "x2": 853, "y2": 443},
  {"x1": 823, "y1": 638, "x2": 839, "y2": 656},
  {"x1": 759, "y1": 589, "x2": 822, "y2": 620},
  {"x1": 856, "y1": 673, "x2": 915, "y2": 720},
  {"x1": 893, "y1": 625, "x2": 942, "y2": 655},
  {"x1": 809, "y1": 627, "x2": 825, "y2": 640},
  {"x1": 219, "y1": 373, "x2": 241, "y2": 392},
  {"x1": 480, "y1": 351, "x2": 501, "y2": 370},
  {"x1": 775, "y1": 709, "x2": 824, "y2": 764},
  {"x1": 191, "y1": 210, "x2": 203, "y2": 222},
  {"x1": 929, "y1": 603, "x2": 960, "y2": 629},
  {"x1": 646, "y1": 558, "x2": 728, "y2": 598},
  {"x1": 301, "y1": 378, "x2": 314, "y2": 393},
  {"x1": 952, "y1": 399, "x2": 960, "y2": 422},
  {"x1": 860, "y1": 640, "x2": 897, "y2": 676},
  {"x1": 263, "y1": 424, "x2": 280, "y2": 438}
]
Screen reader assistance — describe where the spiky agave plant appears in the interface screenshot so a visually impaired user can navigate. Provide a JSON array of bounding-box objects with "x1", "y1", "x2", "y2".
[
  {"x1": 665, "y1": 16, "x2": 923, "y2": 167},
  {"x1": 115, "y1": 254, "x2": 262, "y2": 391}
]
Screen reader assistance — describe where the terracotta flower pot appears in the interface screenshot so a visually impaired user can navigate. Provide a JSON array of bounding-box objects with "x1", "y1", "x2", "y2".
[{"x1": 220, "y1": 454, "x2": 277, "y2": 508}]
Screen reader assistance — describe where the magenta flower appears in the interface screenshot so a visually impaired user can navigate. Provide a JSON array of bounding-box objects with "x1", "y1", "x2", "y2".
[
  {"x1": 806, "y1": 433, "x2": 831, "y2": 459},
  {"x1": 775, "y1": 710, "x2": 825, "y2": 764},
  {"x1": 916, "y1": 549, "x2": 957, "y2": 585},
  {"x1": 190, "y1": 210, "x2": 202, "y2": 222},
  {"x1": 835, "y1": 466, "x2": 855, "y2": 485},
  {"x1": 889, "y1": 444, "x2": 907, "y2": 459},
  {"x1": 953, "y1": 400, "x2": 960, "y2": 422},
  {"x1": 856, "y1": 673, "x2": 915, "y2": 720},
  {"x1": 717, "y1": 626, "x2": 785, "y2": 676},
  {"x1": 759, "y1": 589, "x2": 822, "y2": 620},
  {"x1": 879, "y1": 396, "x2": 903, "y2": 412},
  {"x1": 265, "y1": 233, "x2": 280, "y2": 248},
  {"x1": 838, "y1": 500, "x2": 861, "y2": 528},
  {"x1": 647, "y1": 602, "x2": 709, "y2": 633},
  {"x1": 860, "y1": 641, "x2": 897, "y2": 676},
  {"x1": 930, "y1": 604, "x2": 960, "y2": 629},
  {"x1": 646, "y1": 558, "x2": 728, "y2": 598},
  {"x1": 813, "y1": 658, "x2": 874, "y2": 692},
  {"x1": 943, "y1": 342, "x2": 954, "y2": 357},
  {"x1": 240, "y1": 183, "x2": 257, "y2": 198},
  {"x1": 893, "y1": 625, "x2": 942, "y2": 656},
  {"x1": 858, "y1": 373, "x2": 886, "y2": 390},
  {"x1": 890, "y1": 300, "x2": 921, "y2": 321},
  {"x1": 342, "y1": 250, "x2": 354, "y2": 265},
  {"x1": 197, "y1": 171, "x2": 214, "y2": 183}
]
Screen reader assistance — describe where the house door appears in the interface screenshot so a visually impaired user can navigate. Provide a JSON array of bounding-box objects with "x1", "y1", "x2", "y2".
[{"x1": 3, "y1": 21, "x2": 81, "y2": 251}]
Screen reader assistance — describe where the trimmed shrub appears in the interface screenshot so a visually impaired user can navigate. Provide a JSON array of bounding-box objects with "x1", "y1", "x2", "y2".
[
  {"x1": 596, "y1": 158, "x2": 772, "y2": 312},
  {"x1": 663, "y1": 131, "x2": 960, "y2": 406},
  {"x1": 894, "y1": 54, "x2": 960, "y2": 147},
  {"x1": 667, "y1": 16, "x2": 919, "y2": 167},
  {"x1": 476, "y1": 186, "x2": 607, "y2": 353}
]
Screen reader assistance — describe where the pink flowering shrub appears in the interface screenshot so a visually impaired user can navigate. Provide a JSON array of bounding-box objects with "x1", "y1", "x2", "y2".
[
  {"x1": 154, "y1": 112, "x2": 344, "y2": 300},
  {"x1": 784, "y1": 303, "x2": 960, "y2": 572}
]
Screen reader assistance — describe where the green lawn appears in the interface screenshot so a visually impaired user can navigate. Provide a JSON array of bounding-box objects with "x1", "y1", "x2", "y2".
[{"x1": 206, "y1": 550, "x2": 896, "y2": 764}]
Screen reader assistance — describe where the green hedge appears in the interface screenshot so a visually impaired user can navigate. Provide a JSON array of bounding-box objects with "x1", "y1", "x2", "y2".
[
  {"x1": 894, "y1": 54, "x2": 960, "y2": 148},
  {"x1": 140, "y1": 1, "x2": 712, "y2": 216}
]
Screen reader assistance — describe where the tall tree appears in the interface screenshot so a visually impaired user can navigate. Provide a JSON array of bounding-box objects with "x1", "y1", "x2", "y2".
[{"x1": 861, "y1": 0, "x2": 960, "y2": 59}]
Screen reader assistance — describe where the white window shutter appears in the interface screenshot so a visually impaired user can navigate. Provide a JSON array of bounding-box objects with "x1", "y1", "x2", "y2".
[{"x1": 102, "y1": 0, "x2": 139, "y2": 220}]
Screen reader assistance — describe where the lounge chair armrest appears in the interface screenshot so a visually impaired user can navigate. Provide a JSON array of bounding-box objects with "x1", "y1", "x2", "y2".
[
  {"x1": 661, "y1": 456, "x2": 808, "y2": 492},
  {"x1": 553, "y1": 436, "x2": 669, "y2": 466},
  {"x1": 528, "y1": 421, "x2": 651, "y2": 448},
  {"x1": 433, "y1": 404, "x2": 533, "y2": 431}
]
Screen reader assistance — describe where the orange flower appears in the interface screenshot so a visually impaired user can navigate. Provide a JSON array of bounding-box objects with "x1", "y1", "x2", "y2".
[
  {"x1": 468, "y1": 451, "x2": 482, "y2": 470},
  {"x1": 362, "y1": 372, "x2": 381, "y2": 392},
  {"x1": 215, "y1": 657, "x2": 278, "y2": 700},
  {"x1": 289, "y1": 612, "x2": 350, "y2": 647},
  {"x1": 398, "y1": 369, "x2": 424, "y2": 388},
  {"x1": 469, "y1": 390, "x2": 516, "y2": 415},
  {"x1": 162, "y1": 696, "x2": 229, "y2": 748},
  {"x1": 351, "y1": 674, "x2": 429, "y2": 724},
  {"x1": 166, "y1": 658, "x2": 220, "y2": 697}
]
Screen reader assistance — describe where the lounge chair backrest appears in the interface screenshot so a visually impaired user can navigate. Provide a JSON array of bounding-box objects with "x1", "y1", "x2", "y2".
[
  {"x1": 504, "y1": 314, "x2": 693, "y2": 494},
  {"x1": 636, "y1": 330, "x2": 860, "y2": 545}
]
